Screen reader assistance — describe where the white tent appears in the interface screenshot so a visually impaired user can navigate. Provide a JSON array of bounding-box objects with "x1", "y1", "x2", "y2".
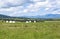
[
  {"x1": 29, "y1": 21, "x2": 31, "y2": 23},
  {"x1": 34, "y1": 21, "x2": 36, "y2": 23},
  {"x1": 12, "y1": 21, "x2": 16, "y2": 23},
  {"x1": 26, "y1": 21, "x2": 29, "y2": 23},
  {"x1": 6, "y1": 21, "x2": 9, "y2": 23}
]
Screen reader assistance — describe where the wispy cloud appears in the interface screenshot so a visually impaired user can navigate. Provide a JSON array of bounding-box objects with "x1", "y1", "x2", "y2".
[
  {"x1": 0, "y1": 0, "x2": 28, "y2": 8},
  {"x1": 0, "y1": 0, "x2": 60, "y2": 16}
]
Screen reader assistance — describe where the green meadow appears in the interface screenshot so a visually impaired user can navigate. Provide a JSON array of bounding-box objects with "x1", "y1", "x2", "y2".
[{"x1": 0, "y1": 22, "x2": 60, "y2": 39}]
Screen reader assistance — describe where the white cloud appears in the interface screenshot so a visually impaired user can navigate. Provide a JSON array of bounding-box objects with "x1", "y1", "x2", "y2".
[
  {"x1": 24, "y1": 0, "x2": 49, "y2": 12},
  {"x1": 23, "y1": 9, "x2": 29, "y2": 13},
  {"x1": 0, "y1": 0, "x2": 28, "y2": 8},
  {"x1": 0, "y1": 6, "x2": 24, "y2": 16},
  {"x1": 30, "y1": 0, "x2": 46, "y2": 2},
  {"x1": 45, "y1": 8, "x2": 50, "y2": 10},
  {"x1": 31, "y1": 0, "x2": 39, "y2": 1},
  {"x1": 0, "y1": 0, "x2": 60, "y2": 16},
  {"x1": 28, "y1": 0, "x2": 60, "y2": 14}
]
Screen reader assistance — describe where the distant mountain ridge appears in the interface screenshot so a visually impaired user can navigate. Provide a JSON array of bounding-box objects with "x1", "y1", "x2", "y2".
[
  {"x1": 44, "y1": 14, "x2": 60, "y2": 18},
  {"x1": 23, "y1": 14, "x2": 60, "y2": 18},
  {"x1": 0, "y1": 14, "x2": 60, "y2": 19},
  {"x1": 0, "y1": 14, "x2": 11, "y2": 18}
]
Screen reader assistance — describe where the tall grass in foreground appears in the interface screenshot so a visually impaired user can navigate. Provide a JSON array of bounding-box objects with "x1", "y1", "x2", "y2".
[{"x1": 0, "y1": 22, "x2": 60, "y2": 39}]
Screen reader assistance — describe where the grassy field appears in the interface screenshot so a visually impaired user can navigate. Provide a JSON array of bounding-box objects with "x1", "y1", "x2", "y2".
[{"x1": 0, "y1": 22, "x2": 60, "y2": 39}]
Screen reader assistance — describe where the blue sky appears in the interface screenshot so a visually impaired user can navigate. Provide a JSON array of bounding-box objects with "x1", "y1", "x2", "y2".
[{"x1": 0, "y1": 0, "x2": 60, "y2": 16}]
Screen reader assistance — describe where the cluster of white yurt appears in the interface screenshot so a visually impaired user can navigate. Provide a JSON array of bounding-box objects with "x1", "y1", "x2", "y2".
[
  {"x1": 6, "y1": 21, "x2": 16, "y2": 23},
  {"x1": 26, "y1": 20, "x2": 36, "y2": 23}
]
